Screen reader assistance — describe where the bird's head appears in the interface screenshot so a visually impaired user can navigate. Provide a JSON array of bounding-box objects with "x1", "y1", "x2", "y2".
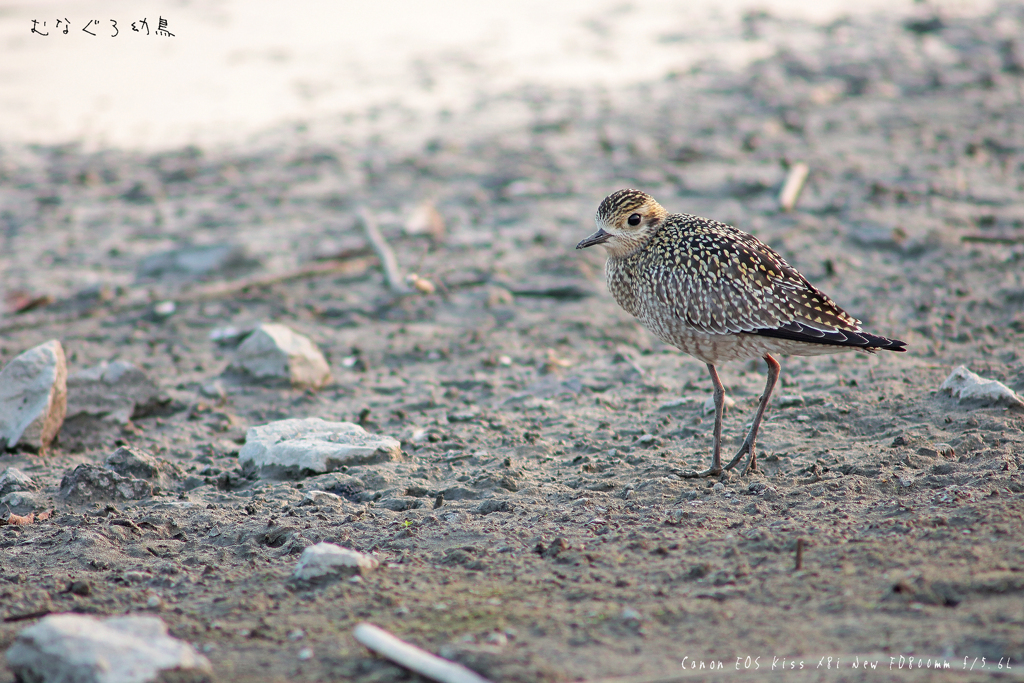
[{"x1": 576, "y1": 189, "x2": 668, "y2": 257}]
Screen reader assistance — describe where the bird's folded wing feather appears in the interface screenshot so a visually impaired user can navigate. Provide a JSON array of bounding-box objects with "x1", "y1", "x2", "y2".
[{"x1": 648, "y1": 224, "x2": 862, "y2": 339}]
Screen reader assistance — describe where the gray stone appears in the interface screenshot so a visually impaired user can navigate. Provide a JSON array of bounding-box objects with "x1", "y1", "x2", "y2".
[
  {"x1": 0, "y1": 467, "x2": 37, "y2": 496},
  {"x1": 5, "y1": 613, "x2": 212, "y2": 683},
  {"x1": 941, "y1": 365, "x2": 1024, "y2": 408},
  {"x1": 231, "y1": 323, "x2": 331, "y2": 389},
  {"x1": 137, "y1": 242, "x2": 254, "y2": 281},
  {"x1": 59, "y1": 464, "x2": 153, "y2": 503},
  {"x1": 66, "y1": 360, "x2": 166, "y2": 423},
  {"x1": 0, "y1": 491, "x2": 46, "y2": 515},
  {"x1": 0, "y1": 340, "x2": 67, "y2": 451},
  {"x1": 239, "y1": 418, "x2": 402, "y2": 479},
  {"x1": 292, "y1": 542, "x2": 378, "y2": 582},
  {"x1": 104, "y1": 446, "x2": 183, "y2": 489},
  {"x1": 376, "y1": 497, "x2": 423, "y2": 512}
]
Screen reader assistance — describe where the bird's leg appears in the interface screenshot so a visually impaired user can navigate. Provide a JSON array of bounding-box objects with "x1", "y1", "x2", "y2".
[
  {"x1": 724, "y1": 353, "x2": 780, "y2": 474},
  {"x1": 678, "y1": 364, "x2": 727, "y2": 478},
  {"x1": 707, "y1": 363, "x2": 725, "y2": 474}
]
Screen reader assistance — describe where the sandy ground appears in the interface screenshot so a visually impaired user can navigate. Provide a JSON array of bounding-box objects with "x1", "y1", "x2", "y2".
[{"x1": 2, "y1": 4, "x2": 1024, "y2": 683}]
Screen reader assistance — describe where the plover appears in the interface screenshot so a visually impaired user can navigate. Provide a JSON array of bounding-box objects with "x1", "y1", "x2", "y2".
[{"x1": 577, "y1": 189, "x2": 906, "y2": 475}]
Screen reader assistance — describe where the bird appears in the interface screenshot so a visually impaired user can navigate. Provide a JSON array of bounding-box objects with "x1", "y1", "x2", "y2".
[{"x1": 576, "y1": 189, "x2": 906, "y2": 476}]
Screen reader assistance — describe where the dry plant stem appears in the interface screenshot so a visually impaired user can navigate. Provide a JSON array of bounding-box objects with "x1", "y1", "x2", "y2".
[
  {"x1": 354, "y1": 623, "x2": 494, "y2": 683},
  {"x1": 359, "y1": 207, "x2": 411, "y2": 294},
  {"x1": 779, "y1": 162, "x2": 809, "y2": 211}
]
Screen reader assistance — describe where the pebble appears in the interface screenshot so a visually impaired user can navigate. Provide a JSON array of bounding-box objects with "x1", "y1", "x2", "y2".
[
  {"x1": 300, "y1": 490, "x2": 344, "y2": 506},
  {"x1": 777, "y1": 395, "x2": 805, "y2": 408},
  {"x1": 940, "y1": 365, "x2": 1024, "y2": 408},
  {"x1": 703, "y1": 395, "x2": 736, "y2": 416},
  {"x1": 231, "y1": 323, "x2": 332, "y2": 389},
  {"x1": 292, "y1": 542, "x2": 379, "y2": 582},
  {"x1": 66, "y1": 360, "x2": 164, "y2": 424},
  {"x1": 0, "y1": 340, "x2": 67, "y2": 451},
  {"x1": 4, "y1": 614, "x2": 212, "y2": 683}
]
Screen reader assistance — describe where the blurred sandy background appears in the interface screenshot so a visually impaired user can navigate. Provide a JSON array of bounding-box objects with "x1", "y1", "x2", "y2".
[{"x1": 0, "y1": 0, "x2": 997, "y2": 151}]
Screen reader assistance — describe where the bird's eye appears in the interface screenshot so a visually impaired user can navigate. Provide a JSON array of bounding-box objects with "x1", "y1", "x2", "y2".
[{"x1": 627, "y1": 213, "x2": 642, "y2": 226}]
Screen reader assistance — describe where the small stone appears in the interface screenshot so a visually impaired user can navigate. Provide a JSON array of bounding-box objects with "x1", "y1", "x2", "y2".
[
  {"x1": 66, "y1": 360, "x2": 166, "y2": 424},
  {"x1": 200, "y1": 381, "x2": 226, "y2": 400},
  {"x1": 477, "y1": 499, "x2": 513, "y2": 515},
  {"x1": 0, "y1": 467, "x2": 37, "y2": 497},
  {"x1": 376, "y1": 497, "x2": 423, "y2": 512},
  {"x1": 940, "y1": 365, "x2": 1024, "y2": 408},
  {"x1": 239, "y1": 417, "x2": 402, "y2": 479},
  {"x1": 5, "y1": 614, "x2": 212, "y2": 683},
  {"x1": 658, "y1": 397, "x2": 697, "y2": 411},
  {"x1": 138, "y1": 242, "x2": 253, "y2": 281},
  {"x1": 935, "y1": 443, "x2": 955, "y2": 457},
  {"x1": 59, "y1": 464, "x2": 153, "y2": 503},
  {"x1": 287, "y1": 629, "x2": 305, "y2": 641},
  {"x1": 231, "y1": 323, "x2": 331, "y2": 389},
  {"x1": 152, "y1": 301, "x2": 176, "y2": 319},
  {"x1": 297, "y1": 647, "x2": 314, "y2": 661},
  {"x1": 703, "y1": 394, "x2": 736, "y2": 415},
  {"x1": 777, "y1": 395, "x2": 805, "y2": 408},
  {"x1": 292, "y1": 542, "x2": 379, "y2": 582},
  {"x1": 621, "y1": 607, "x2": 642, "y2": 621},
  {"x1": 485, "y1": 631, "x2": 507, "y2": 647},
  {"x1": 300, "y1": 490, "x2": 343, "y2": 506},
  {"x1": 0, "y1": 340, "x2": 67, "y2": 451}
]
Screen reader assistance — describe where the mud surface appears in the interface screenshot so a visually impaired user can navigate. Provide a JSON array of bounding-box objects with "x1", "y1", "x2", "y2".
[{"x1": 2, "y1": 7, "x2": 1024, "y2": 683}]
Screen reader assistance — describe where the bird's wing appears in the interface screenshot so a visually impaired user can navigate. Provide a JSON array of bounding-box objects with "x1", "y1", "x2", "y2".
[{"x1": 648, "y1": 219, "x2": 865, "y2": 339}]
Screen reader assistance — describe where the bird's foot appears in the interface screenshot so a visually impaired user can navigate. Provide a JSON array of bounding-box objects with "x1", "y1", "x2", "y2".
[
  {"x1": 677, "y1": 466, "x2": 723, "y2": 479},
  {"x1": 724, "y1": 439, "x2": 755, "y2": 473}
]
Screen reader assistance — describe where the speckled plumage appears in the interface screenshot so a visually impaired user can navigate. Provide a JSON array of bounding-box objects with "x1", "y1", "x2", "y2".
[{"x1": 578, "y1": 189, "x2": 906, "y2": 475}]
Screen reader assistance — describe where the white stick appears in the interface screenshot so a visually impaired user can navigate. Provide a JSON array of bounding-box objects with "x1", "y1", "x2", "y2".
[
  {"x1": 359, "y1": 207, "x2": 410, "y2": 294},
  {"x1": 353, "y1": 623, "x2": 494, "y2": 683},
  {"x1": 778, "y1": 162, "x2": 809, "y2": 212}
]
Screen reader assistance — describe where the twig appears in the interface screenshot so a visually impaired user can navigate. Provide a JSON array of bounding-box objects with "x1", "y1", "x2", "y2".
[
  {"x1": 353, "y1": 622, "x2": 494, "y2": 683},
  {"x1": 779, "y1": 163, "x2": 809, "y2": 212},
  {"x1": 0, "y1": 257, "x2": 372, "y2": 334},
  {"x1": 795, "y1": 538, "x2": 804, "y2": 571},
  {"x1": 961, "y1": 234, "x2": 1024, "y2": 244},
  {"x1": 359, "y1": 207, "x2": 411, "y2": 294}
]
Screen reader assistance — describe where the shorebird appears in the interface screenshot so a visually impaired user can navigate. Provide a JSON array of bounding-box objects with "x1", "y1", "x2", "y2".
[{"x1": 577, "y1": 189, "x2": 906, "y2": 476}]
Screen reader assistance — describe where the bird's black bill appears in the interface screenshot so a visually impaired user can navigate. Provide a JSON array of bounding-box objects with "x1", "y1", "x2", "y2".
[{"x1": 576, "y1": 228, "x2": 611, "y2": 249}]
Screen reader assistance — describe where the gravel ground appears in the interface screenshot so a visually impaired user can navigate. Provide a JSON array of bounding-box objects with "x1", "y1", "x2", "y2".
[{"x1": 2, "y1": 7, "x2": 1024, "y2": 682}]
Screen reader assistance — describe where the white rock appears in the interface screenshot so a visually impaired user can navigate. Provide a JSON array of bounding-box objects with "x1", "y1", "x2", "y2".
[
  {"x1": 703, "y1": 394, "x2": 736, "y2": 416},
  {"x1": 292, "y1": 542, "x2": 379, "y2": 581},
  {"x1": 5, "y1": 614, "x2": 212, "y2": 683},
  {"x1": 940, "y1": 365, "x2": 1024, "y2": 408},
  {"x1": 232, "y1": 323, "x2": 331, "y2": 389},
  {"x1": 66, "y1": 360, "x2": 163, "y2": 424},
  {"x1": 239, "y1": 417, "x2": 402, "y2": 478},
  {"x1": 0, "y1": 340, "x2": 67, "y2": 451}
]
